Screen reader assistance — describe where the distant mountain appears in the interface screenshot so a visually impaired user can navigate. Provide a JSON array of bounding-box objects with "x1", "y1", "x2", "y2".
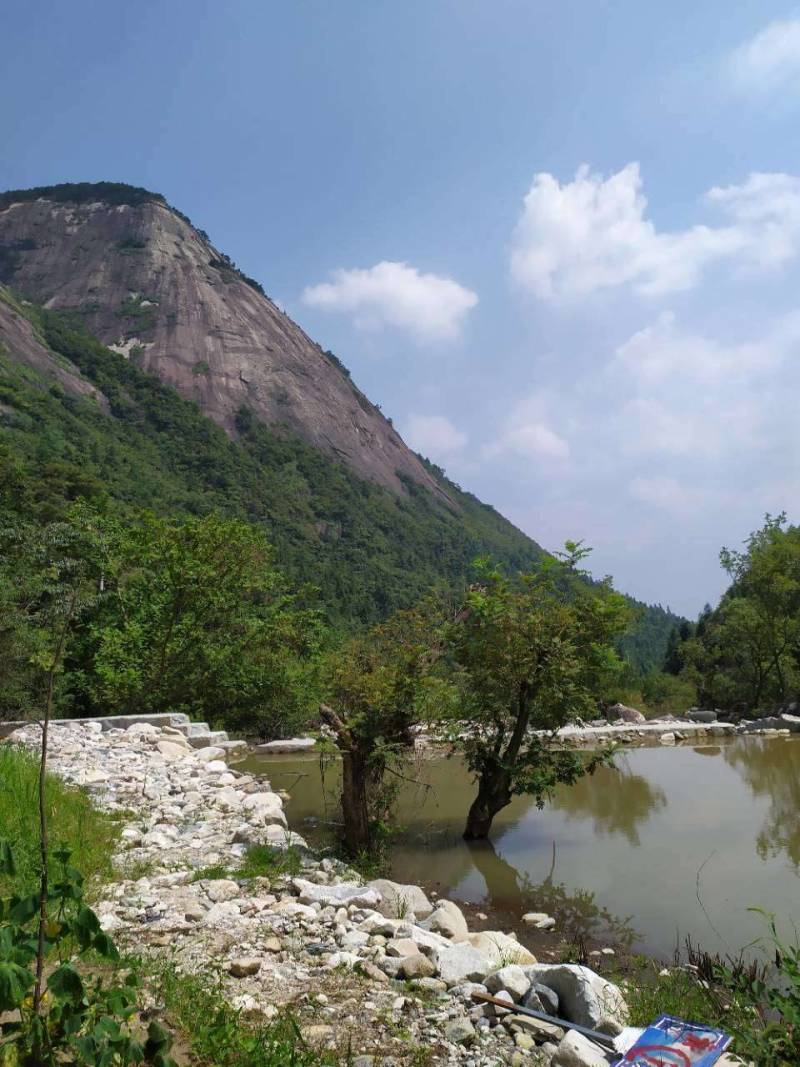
[
  {"x1": 0, "y1": 183, "x2": 681, "y2": 663},
  {"x1": 0, "y1": 182, "x2": 442, "y2": 498}
]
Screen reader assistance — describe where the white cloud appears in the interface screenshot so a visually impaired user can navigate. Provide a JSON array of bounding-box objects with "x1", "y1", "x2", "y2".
[
  {"x1": 302, "y1": 261, "x2": 477, "y2": 342},
  {"x1": 727, "y1": 18, "x2": 800, "y2": 95},
  {"x1": 611, "y1": 311, "x2": 800, "y2": 460},
  {"x1": 497, "y1": 421, "x2": 569, "y2": 462},
  {"x1": 614, "y1": 310, "x2": 787, "y2": 387},
  {"x1": 510, "y1": 163, "x2": 800, "y2": 301},
  {"x1": 484, "y1": 391, "x2": 570, "y2": 464},
  {"x1": 404, "y1": 414, "x2": 467, "y2": 457}
]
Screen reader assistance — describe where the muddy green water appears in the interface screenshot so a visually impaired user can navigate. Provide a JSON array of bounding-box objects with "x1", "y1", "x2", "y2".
[{"x1": 238, "y1": 736, "x2": 800, "y2": 960}]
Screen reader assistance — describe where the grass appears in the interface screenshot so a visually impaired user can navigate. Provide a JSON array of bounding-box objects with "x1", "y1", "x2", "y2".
[
  {"x1": 0, "y1": 743, "x2": 119, "y2": 896},
  {"x1": 620, "y1": 962, "x2": 714, "y2": 1027},
  {"x1": 190, "y1": 843, "x2": 303, "y2": 884},
  {"x1": 147, "y1": 962, "x2": 339, "y2": 1066}
]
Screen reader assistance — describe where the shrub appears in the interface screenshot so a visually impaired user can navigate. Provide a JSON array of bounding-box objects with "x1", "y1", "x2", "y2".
[{"x1": 0, "y1": 839, "x2": 176, "y2": 1065}]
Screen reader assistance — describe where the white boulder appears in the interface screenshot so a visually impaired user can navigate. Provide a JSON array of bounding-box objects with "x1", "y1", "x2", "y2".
[
  {"x1": 467, "y1": 931, "x2": 537, "y2": 966},
  {"x1": 552, "y1": 1029, "x2": 611, "y2": 1067},
  {"x1": 420, "y1": 899, "x2": 469, "y2": 941},
  {"x1": 368, "y1": 878, "x2": 434, "y2": 920},
  {"x1": 484, "y1": 964, "x2": 531, "y2": 1001},
  {"x1": 292, "y1": 878, "x2": 380, "y2": 909},
  {"x1": 435, "y1": 943, "x2": 492, "y2": 985},
  {"x1": 524, "y1": 964, "x2": 628, "y2": 1035}
]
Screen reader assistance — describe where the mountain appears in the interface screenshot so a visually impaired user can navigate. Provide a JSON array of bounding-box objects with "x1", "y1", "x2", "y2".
[
  {"x1": 0, "y1": 182, "x2": 680, "y2": 663},
  {"x1": 0, "y1": 182, "x2": 440, "y2": 498}
]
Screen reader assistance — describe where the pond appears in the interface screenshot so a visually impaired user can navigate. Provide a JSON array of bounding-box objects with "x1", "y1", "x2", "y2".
[{"x1": 237, "y1": 736, "x2": 800, "y2": 961}]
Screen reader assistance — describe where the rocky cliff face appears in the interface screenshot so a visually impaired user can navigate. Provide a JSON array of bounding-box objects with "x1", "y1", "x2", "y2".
[{"x1": 0, "y1": 187, "x2": 441, "y2": 496}]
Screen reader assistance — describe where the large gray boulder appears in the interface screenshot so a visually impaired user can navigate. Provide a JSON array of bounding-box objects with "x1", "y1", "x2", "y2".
[
  {"x1": 523, "y1": 964, "x2": 628, "y2": 1035},
  {"x1": 436, "y1": 943, "x2": 493, "y2": 985},
  {"x1": 606, "y1": 703, "x2": 645, "y2": 724},
  {"x1": 484, "y1": 964, "x2": 531, "y2": 1001},
  {"x1": 420, "y1": 899, "x2": 469, "y2": 941},
  {"x1": 405, "y1": 924, "x2": 452, "y2": 957},
  {"x1": 687, "y1": 709, "x2": 717, "y2": 723},
  {"x1": 368, "y1": 878, "x2": 434, "y2": 920},
  {"x1": 780, "y1": 713, "x2": 800, "y2": 733}
]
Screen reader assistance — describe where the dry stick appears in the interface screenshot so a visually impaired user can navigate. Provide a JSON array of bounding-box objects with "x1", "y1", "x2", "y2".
[{"x1": 33, "y1": 595, "x2": 75, "y2": 1015}]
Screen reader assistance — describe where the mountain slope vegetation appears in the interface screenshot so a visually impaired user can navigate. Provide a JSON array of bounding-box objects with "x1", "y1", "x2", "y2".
[
  {"x1": 0, "y1": 291, "x2": 550, "y2": 629},
  {"x1": 0, "y1": 177, "x2": 681, "y2": 670}
]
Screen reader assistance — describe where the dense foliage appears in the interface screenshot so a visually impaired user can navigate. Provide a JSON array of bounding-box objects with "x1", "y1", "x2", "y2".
[
  {"x1": 444, "y1": 547, "x2": 629, "y2": 838},
  {"x1": 0, "y1": 837, "x2": 176, "y2": 1066},
  {"x1": 0, "y1": 290, "x2": 678, "y2": 667},
  {"x1": 665, "y1": 515, "x2": 800, "y2": 714},
  {"x1": 0, "y1": 505, "x2": 320, "y2": 737},
  {"x1": 0, "y1": 181, "x2": 167, "y2": 212},
  {"x1": 319, "y1": 608, "x2": 437, "y2": 855}
]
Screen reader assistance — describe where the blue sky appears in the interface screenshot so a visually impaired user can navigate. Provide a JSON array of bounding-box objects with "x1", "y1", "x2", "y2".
[{"x1": 3, "y1": 1, "x2": 800, "y2": 615}]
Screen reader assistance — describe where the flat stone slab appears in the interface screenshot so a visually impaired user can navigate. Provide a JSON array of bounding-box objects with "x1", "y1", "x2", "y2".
[
  {"x1": 552, "y1": 721, "x2": 736, "y2": 745},
  {"x1": 0, "y1": 713, "x2": 190, "y2": 738},
  {"x1": 255, "y1": 737, "x2": 316, "y2": 753}
]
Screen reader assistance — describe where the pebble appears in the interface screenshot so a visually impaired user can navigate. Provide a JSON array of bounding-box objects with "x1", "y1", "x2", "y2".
[{"x1": 7, "y1": 720, "x2": 631, "y2": 1066}]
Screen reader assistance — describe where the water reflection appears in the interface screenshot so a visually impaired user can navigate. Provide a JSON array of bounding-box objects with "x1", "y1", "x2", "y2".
[
  {"x1": 724, "y1": 738, "x2": 800, "y2": 867},
  {"x1": 242, "y1": 737, "x2": 800, "y2": 958},
  {"x1": 549, "y1": 761, "x2": 667, "y2": 845},
  {"x1": 466, "y1": 838, "x2": 637, "y2": 949}
]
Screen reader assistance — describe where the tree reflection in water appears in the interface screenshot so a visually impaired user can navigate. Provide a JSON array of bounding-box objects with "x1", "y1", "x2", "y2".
[
  {"x1": 466, "y1": 837, "x2": 638, "y2": 949},
  {"x1": 548, "y1": 759, "x2": 667, "y2": 845},
  {"x1": 724, "y1": 738, "x2": 800, "y2": 868}
]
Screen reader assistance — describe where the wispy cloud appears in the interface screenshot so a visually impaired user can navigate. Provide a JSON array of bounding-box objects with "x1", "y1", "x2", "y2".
[
  {"x1": 726, "y1": 18, "x2": 800, "y2": 95},
  {"x1": 404, "y1": 414, "x2": 467, "y2": 458},
  {"x1": 484, "y1": 390, "x2": 570, "y2": 464},
  {"x1": 302, "y1": 261, "x2": 477, "y2": 342}
]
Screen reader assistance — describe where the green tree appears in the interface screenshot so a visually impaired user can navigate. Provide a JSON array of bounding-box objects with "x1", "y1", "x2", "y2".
[
  {"x1": 87, "y1": 512, "x2": 323, "y2": 737},
  {"x1": 687, "y1": 515, "x2": 800, "y2": 713},
  {"x1": 444, "y1": 547, "x2": 629, "y2": 840},
  {"x1": 319, "y1": 608, "x2": 437, "y2": 857}
]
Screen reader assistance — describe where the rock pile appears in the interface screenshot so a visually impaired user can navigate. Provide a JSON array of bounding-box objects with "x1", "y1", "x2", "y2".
[{"x1": 7, "y1": 721, "x2": 629, "y2": 1065}]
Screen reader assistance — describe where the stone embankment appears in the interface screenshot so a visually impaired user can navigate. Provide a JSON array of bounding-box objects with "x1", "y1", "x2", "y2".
[
  {"x1": 413, "y1": 706, "x2": 800, "y2": 757},
  {"x1": 6, "y1": 719, "x2": 641, "y2": 1067},
  {"x1": 551, "y1": 707, "x2": 800, "y2": 748}
]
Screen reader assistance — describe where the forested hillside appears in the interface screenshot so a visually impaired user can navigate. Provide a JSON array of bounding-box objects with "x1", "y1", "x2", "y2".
[
  {"x1": 0, "y1": 291, "x2": 545, "y2": 624},
  {"x1": 0, "y1": 289, "x2": 679, "y2": 665}
]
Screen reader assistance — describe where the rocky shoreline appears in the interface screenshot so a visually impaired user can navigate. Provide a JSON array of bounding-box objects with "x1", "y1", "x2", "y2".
[{"x1": 5, "y1": 718, "x2": 648, "y2": 1067}]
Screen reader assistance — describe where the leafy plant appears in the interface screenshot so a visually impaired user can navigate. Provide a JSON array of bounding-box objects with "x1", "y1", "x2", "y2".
[
  {"x1": 0, "y1": 840, "x2": 176, "y2": 1066},
  {"x1": 445, "y1": 546, "x2": 629, "y2": 839},
  {"x1": 320, "y1": 605, "x2": 438, "y2": 856},
  {"x1": 713, "y1": 911, "x2": 800, "y2": 1066}
]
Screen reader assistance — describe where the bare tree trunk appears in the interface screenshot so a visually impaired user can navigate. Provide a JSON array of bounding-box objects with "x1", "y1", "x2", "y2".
[
  {"x1": 319, "y1": 703, "x2": 373, "y2": 856},
  {"x1": 341, "y1": 749, "x2": 372, "y2": 855},
  {"x1": 463, "y1": 772, "x2": 512, "y2": 840}
]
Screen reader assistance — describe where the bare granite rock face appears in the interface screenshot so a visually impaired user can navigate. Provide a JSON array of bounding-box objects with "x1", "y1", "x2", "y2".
[{"x1": 0, "y1": 191, "x2": 446, "y2": 499}]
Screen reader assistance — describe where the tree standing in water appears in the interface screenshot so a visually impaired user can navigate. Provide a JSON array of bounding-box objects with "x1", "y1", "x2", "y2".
[
  {"x1": 446, "y1": 546, "x2": 628, "y2": 840},
  {"x1": 320, "y1": 607, "x2": 436, "y2": 858}
]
